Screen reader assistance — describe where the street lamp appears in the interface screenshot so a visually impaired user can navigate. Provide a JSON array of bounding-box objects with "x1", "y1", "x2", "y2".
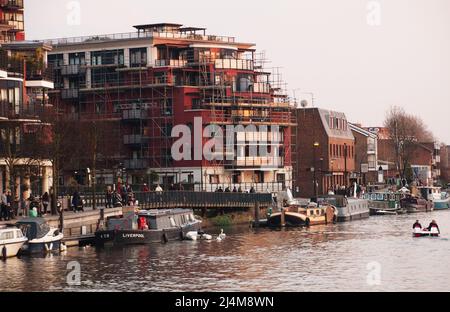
[
  {"x1": 313, "y1": 142, "x2": 320, "y2": 199},
  {"x1": 344, "y1": 143, "x2": 348, "y2": 187}
]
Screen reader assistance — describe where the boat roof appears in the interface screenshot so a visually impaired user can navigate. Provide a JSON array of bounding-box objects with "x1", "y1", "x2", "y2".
[
  {"x1": 16, "y1": 218, "x2": 48, "y2": 225},
  {"x1": 138, "y1": 209, "x2": 193, "y2": 216}
]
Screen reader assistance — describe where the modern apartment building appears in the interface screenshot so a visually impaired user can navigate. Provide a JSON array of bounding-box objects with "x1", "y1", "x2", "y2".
[
  {"x1": 46, "y1": 23, "x2": 294, "y2": 192},
  {"x1": 0, "y1": 0, "x2": 24, "y2": 43},
  {"x1": 0, "y1": 40, "x2": 54, "y2": 197}
]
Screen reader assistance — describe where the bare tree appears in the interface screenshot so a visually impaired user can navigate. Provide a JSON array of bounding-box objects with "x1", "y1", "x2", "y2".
[{"x1": 384, "y1": 106, "x2": 434, "y2": 179}]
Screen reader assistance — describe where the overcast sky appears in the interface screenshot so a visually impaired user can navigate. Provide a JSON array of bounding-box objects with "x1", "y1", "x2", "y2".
[{"x1": 25, "y1": 0, "x2": 450, "y2": 143}]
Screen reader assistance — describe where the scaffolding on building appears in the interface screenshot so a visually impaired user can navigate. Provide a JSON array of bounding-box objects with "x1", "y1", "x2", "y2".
[{"x1": 48, "y1": 25, "x2": 295, "y2": 190}]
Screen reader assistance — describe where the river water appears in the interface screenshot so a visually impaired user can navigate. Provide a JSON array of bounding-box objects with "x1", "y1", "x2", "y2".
[{"x1": 1, "y1": 210, "x2": 450, "y2": 292}]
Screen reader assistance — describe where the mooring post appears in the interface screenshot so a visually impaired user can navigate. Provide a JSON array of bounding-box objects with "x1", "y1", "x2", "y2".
[
  {"x1": 281, "y1": 208, "x2": 286, "y2": 227},
  {"x1": 254, "y1": 202, "x2": 260, "y2": 228}
]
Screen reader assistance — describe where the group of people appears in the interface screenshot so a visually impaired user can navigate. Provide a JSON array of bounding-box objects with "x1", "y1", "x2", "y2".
[
  {"x1": 0, "y1": 190, "x2": 51, "y2": 221},
  {"x1": 215, "y1": 186, "x2": 256, "y2": 193},
  {"x1": 0, "y1": 190, "x2": 13, "y2": 221},
  {"x1": 329, "y1": 184, "x2": 365, "y2": 198},
  {"x1": 413, "y1": 220, "x2": 440, "y2": 234}
]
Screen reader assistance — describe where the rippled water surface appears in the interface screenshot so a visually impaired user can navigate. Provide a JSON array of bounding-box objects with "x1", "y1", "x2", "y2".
[{"x1": 1, "y1": 210, "x2": 450, "y2": 292}]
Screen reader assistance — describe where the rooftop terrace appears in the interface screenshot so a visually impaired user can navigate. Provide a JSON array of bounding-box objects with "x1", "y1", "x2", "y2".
[{"x1": 43, "y1": 23, "x2": 240, "y2": 47}]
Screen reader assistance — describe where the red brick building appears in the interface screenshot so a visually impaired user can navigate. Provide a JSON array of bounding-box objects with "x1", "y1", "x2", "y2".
[
  {"x1": 376, "y1": 138, "x2": 439, "y2": 186},
  {"x1": 0, "y1": 0, "x2": 24, "y2": 43},
  {"x1": 293, "y1": 107, "x2": 355, "y2": 198},
  {"x1": 439, "y1": 145, "x2": 450, "y2": 184}
]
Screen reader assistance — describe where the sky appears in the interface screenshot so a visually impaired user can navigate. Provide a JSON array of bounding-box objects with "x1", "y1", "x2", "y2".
[{"x1": 24, "y1": 0, "x2": 450, "y2": 143}]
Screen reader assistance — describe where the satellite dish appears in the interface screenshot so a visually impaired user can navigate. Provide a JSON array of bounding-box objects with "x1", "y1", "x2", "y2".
[{"x1": 300, "y1": 100, "x2": 308, "y2": 108}]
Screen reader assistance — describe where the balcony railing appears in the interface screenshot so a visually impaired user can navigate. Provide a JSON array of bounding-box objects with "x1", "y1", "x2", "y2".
[
  {"x1": 215, "y1": 59, "x2": 254, "y2": 70},
  {"x1": 0, "y1": 0, "x2": 24, "y2": 9},
  {"x1": 87, "y1": 74, "x2": 173, "y2": 89},
  {"x1": 154, "y1": 59, "x2": 187, "y2": 68},
  {"x1": 124, "y1": 159, "x2": 149, "y2": 170},
  {"x1": 225, "y1": 157, "x2": 285, "y2": 169},
  {"x1": 60, "y1": 64, "x2": 87, "y2": 76},
  {"x1": 61, "y1": 89, "x2": 79, "y2": 99},
  {"x1": 26, "y1": 62, "x2": 54, "y2": 82},
  {"x1": 44, "y1": 31, "x2": 236, "y2": 47},
  {"x1": 123, "y1": 134, "x2": 149, "y2": 145},
  {"x1": 0, "y1": 100, "x2": 50, "y2": 119},
  {"x1": 122, "y1": 109, "x2": 148, "y2": 120}
]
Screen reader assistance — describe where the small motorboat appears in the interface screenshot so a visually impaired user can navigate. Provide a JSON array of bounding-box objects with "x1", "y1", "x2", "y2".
[
  {"x1": 0, "y1": 226, "x2": 28, "y2": 258},
  {"x1": 413, "y1": 228, "x2": 439, "y2": 238},
  {"x1": 16, "y1": 218, "x2": 64, "y2": 254}
]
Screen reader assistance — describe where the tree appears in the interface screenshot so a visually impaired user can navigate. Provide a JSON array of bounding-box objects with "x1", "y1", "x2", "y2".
[{"x1": 384, "y1": 106, "x2": 434, "y2": 180}]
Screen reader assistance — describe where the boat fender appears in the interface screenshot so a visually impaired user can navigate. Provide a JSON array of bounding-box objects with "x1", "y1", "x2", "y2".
[
  {"x1": 162, "y1": 232, "x2": 169, "y2": 244},
  {"x1": 2, "y1": 246, "x2": 6, "y2": 261},
  {"x1": 45, "y1": 243, "x2": 54, "y2": 252},
  {"x1": 305, "y1": 218, "x2": 310, "y2": 227}
]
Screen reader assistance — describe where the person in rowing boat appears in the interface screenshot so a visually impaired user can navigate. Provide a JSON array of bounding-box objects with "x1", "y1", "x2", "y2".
[
  {"x1": 412, "y1": 220, "x2": 422, "y2": 230},
  {"x1": 427, "y1": 220, "x2": 440, "y2": 235}
]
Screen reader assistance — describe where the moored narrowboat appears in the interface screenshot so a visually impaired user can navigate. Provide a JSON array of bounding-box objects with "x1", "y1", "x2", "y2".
[
  {"x1": 316, "y1": 195, "x2": 369, "y2": 222},
  {"x1": 95, "y1": 208, "x2": 202, "y2": 246}
]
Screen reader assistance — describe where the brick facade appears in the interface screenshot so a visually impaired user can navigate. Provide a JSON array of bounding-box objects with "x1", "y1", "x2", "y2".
[{"x1": 293, "y1": 108, "x2": 355, "y2": 198}]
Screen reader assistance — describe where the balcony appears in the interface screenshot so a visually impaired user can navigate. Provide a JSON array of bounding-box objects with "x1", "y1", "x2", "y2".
[
  {"x1": 0, "y1": 100, "x2": 49, "y2": 119},
  {"x1": 215, "y1": 59, "x2": 253, "y2": 71},
  {"x1": 61, "y1": 64, "x2": 87, "y2": 76},
  {"x1": 26, "y1": 63, "x2": 55, "y2": 89},
  {"x1": 124, "y1": 159, "x2": 149, "y2": 170},
  {"x1": 0, "y1": 0, "x2": 24, "y2": 9},
  {"x1": 122, "y1": 109, "x2": 148, "y2": 121},
  {"x1": 225, "y1": 157, "x2": 285, "y2": 170},
  {"x1": 61, "y1": 89, "x2": 79, "y2": 99},
  {"x1": 154, "y1": 59, "x2": 187, "y2": 68},
  {"x1": 123, "y1": 134, "x2": 149, "y2": 145}
]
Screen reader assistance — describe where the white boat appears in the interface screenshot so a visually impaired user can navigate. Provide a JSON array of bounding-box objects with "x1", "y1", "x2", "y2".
[
  {"x1": 0, "y1": 226, "x2": 28, "y2": 258},
  {"x1": 418, "y1": 186, "x2": 450, "y2": 210},
  {"x1": 413, "y1": 227, "x2": 440, "y2": 237},
  {"x1": 16, "y1": 218, "x2": 64, "y2": 254}
]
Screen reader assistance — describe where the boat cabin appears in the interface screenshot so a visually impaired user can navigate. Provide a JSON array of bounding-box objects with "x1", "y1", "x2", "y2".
[
  {"x1": 106, "y1": 209, "x2": 197, "y2": 231},
  {"x1": 0, "y1": 227, "x2": 26, "y2": 243},
  {"x1": 16, "y1": 218, "x2": 52, "y2": 241},
  {"x1": 418, "y1": 187, "x2": 445, "y2": 201}
]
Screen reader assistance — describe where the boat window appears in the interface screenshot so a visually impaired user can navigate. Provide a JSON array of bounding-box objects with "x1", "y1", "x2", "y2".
[
  {"x1": 0, "y1": 231, "x2": 14, "y2": 240},
  {"x1": 169, "y1": 217, "x2": 176, "y2": 227},
  {"x1": 15, "y1": 230, "x2": 23, "y2": 238}
]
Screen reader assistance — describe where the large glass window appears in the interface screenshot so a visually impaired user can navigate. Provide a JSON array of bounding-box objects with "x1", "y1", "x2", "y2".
[
  {"x1": 130, "y1": 48, "x2": 147, "y2": 67},
  {"x1": 69, "y1": 52, "x2": 86, "y2": 65},
  {"x1": 91, "y1": 50, "x2": 124, "y2": 66}
]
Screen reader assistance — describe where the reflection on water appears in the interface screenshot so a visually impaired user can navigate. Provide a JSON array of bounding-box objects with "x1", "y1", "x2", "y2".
[{"x1": 1, "y1": 211, "x2": 450, "y2": 292}]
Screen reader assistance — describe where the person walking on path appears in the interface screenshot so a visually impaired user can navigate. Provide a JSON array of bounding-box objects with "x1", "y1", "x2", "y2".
[
  {"x1": 1, "y1": 192, "x2": 7, "y2": 221},
  {"x1": 105, "y1": 186, "x2": 113, "y2": 208},
  {"x1": 41, "y1": 192, "x2": 50, "y2": 215}
]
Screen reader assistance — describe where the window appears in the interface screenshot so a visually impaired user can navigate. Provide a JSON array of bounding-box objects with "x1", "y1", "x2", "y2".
[
  {"x1": 69, "y1": 52, "x2": 86, "y2": 65},
  {"x1": 0, "y1": 231, "x2": 14, "y2": 240},
  {"x1": 130, "y1": 48, "x2": 147, "y2": 67},
  {"x1": 91, "y1": 50, "x2": 124, "y2": 66},
  {"x1": 48, "y1": 54, "x2": 64, "y2": 67}
]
